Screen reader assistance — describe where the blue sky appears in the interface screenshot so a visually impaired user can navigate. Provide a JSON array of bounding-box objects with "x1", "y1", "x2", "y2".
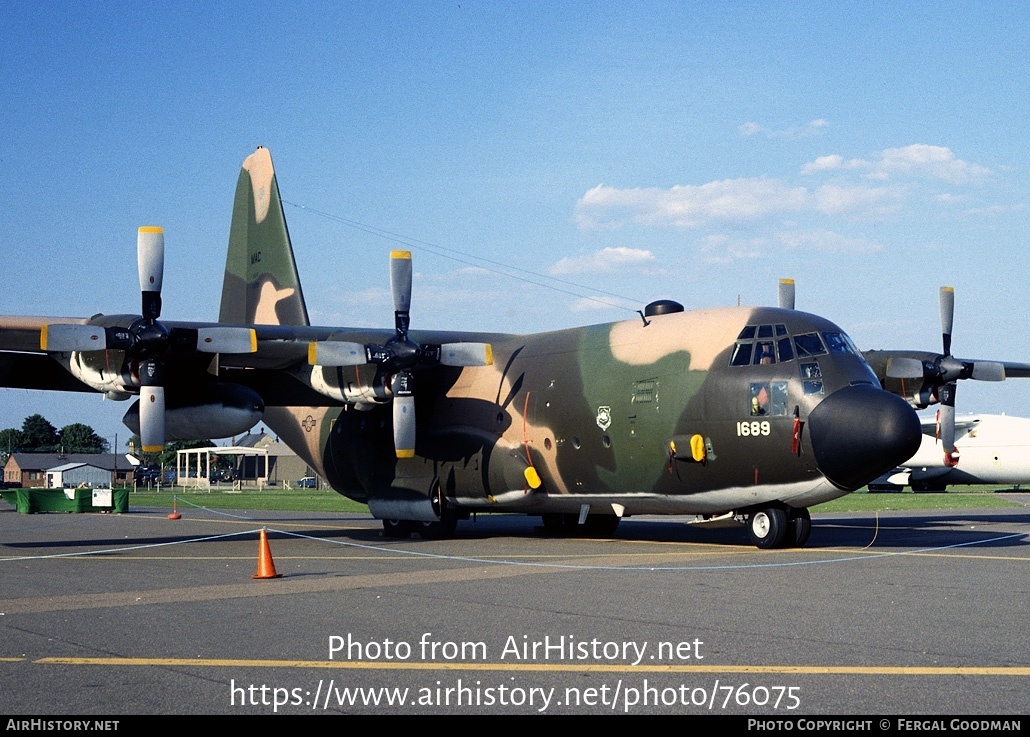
[{"x1": 1, "y1": 1, "x2": 1027, "y2": 448}]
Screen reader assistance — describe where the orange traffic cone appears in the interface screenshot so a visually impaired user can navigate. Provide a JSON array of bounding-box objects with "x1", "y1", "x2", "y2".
[{"x1": 253, "y1": 528, "x2": 282, "y2": 579}]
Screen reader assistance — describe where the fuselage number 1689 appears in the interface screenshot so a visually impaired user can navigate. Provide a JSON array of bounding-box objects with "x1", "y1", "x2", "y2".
[{"x1": 737, "y1": 420, "x2": 771, "y2": 437}]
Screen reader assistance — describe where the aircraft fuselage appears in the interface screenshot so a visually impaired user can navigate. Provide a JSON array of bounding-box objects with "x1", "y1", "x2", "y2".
[{"x1": 299, "y1": 304, "x2": 920, "y2": 525}]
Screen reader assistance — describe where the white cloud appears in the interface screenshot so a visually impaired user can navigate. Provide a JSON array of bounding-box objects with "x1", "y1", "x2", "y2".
[
  {"x1": 575, "y1": 178, "x2": 902, "y2": 229},
  {"x1": 739, "y1": 119, "x2": 829, "y2": 139},
  {"x1": 699, "y1": 230, "x2": 883, "y2": 263},
  {"x1": 812, "y1": 183, "x2": 906, "y2": 217},
  {"x1": 575, "y1": 178, "x2": 810, "y2": 229},
  {"x1": 802, "y1": 144, "x2": 991, "y2": 184},
  {"x1": 700, "y1": 234, "x2": 768, "y2": 264},
  {"x1": 549, "y1": 246, "x2": 657, "y2": 275}
]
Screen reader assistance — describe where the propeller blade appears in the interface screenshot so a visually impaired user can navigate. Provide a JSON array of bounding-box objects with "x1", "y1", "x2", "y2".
[
  {"x1": 194, "y1": 327, "x2": 257, "y2": 354},
  {"x1": 885, "y1": 356, "x2": 924, "y2": 379},
  {"x1": 391, "y1": 371, "x2": 415, "y2": 458},
  {"x1": 438, "y1": 342, "x2": 494, "y2": 367},
  {"x1": 778, "y1": 279, "x2": 795, "y2": 310},
  {"x1": 938, "y1": 381, "x2": 958, "y2": 465},
  {"x1": 390, "y1": 250, "x2": 412, "y2": 336},
  {"x1": 139, "y1": 386, "x2": 165, "y2": 452},
  {"x1": 308, "y1": 340, "x2": 368, "y2": 366},
  {"x1": 138, "y1": 226, "x2": 165, "y2": 320},
  {"x1": 138, "y1": 357, "x2": 165, "y2": 451},
  {"x1": 40, "y1": 324, "x2": 106, "y2": 352},
  {"x1": 970, "y1": 361, "x2": 1006, "y2": 382},
  {"x1": 939, "y1": 286, "x2": 954, "y2": 356}
]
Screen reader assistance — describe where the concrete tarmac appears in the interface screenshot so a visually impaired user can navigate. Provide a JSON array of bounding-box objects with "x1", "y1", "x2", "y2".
[{"x1": 1, "y1": 497, "x2": 1028, "y2": 716}]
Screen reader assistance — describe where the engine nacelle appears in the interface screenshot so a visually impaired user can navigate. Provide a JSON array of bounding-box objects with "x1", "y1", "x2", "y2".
[
  {"x1": 296, "y1": 364, "x2": 391, "y2": 410},
  {"x1": 122, "y1": 382, "x2": 263, "y2": 441}
]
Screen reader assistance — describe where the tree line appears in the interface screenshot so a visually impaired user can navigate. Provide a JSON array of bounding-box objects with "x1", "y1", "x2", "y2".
[
  {"x1": 0, "y1": 414, "x2": 109, "y2": 459},
  {"x1": 0, "y1": 414, "x2": 222, "y2": 471}
]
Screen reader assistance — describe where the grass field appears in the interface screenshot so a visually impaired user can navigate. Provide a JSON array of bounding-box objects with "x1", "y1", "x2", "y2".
[{"x1": 116, "y1": 484, "x2": 1027, "y2": 515}]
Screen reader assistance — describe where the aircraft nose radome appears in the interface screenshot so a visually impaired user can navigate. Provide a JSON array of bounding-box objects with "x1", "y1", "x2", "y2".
[{"x1": 807, "y1": 384, "x2": 923, "y2": 491}]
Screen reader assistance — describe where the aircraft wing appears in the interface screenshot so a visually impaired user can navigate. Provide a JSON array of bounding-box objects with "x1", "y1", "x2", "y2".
[
  {"x1": 917, "y1": 413, "x2": 980, "y2": 438},
  {"x1": 0, "y1": 313, "x2": 505, "y2": 398}
]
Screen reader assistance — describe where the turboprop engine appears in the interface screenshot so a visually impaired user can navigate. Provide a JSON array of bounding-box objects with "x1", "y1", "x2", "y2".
[{"x1": 122, "y1": 382, "x2": 263, "y2": 442}]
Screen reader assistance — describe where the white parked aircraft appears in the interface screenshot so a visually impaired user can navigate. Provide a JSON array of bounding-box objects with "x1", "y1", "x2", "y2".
[{"x1": 872, "y1": 413, "x2": 1030, "y2": 491}]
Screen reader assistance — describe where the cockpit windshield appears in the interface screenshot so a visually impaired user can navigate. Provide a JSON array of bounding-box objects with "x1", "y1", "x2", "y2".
[{"x1": 729, "y1": 325, "x2": 861, "y2": 366}]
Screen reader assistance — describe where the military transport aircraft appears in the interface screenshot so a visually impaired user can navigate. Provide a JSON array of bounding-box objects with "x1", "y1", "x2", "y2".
[{"x1": 4, "y1": 146, "x2": 1021, "y2": 549}]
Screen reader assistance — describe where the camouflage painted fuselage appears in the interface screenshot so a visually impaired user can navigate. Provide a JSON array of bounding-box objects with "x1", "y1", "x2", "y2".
[{"x1": 286, "y1": 304, "x2": 897, "y2": 520}]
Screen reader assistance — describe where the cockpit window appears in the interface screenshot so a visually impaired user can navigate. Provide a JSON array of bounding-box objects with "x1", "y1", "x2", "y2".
[
  {"x1": 777, "y1": 336, "x2": 794, "y2": 362},
  {"x1": 730, "y1": 324, "x2": 844, "y2": 367},
  {"x1": 753, "y1": 341, "x2": 775, "y2": 365},
  {"x1": 729, "y1": 342, "x2": 753, "y2": 366},
  {"x1": 821, "y1": 332, "x2": 855, "y2": 355},
  {"x1": 793, "y1": 332, "x2": 827, "y2": 357}
]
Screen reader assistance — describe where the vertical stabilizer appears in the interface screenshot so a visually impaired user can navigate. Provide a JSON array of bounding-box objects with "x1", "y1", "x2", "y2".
[
  {"x1": 219, "y1": 147, "x2": 309, "y2": 326},
  {"x1": 219, "y1": 148, "x2": 329, "y2": 483}
]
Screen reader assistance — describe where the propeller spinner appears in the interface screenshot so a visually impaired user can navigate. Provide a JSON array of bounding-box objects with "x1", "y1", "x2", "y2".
[{"x1": 307, "y1": 250, "x2": 493, "y2": 458}]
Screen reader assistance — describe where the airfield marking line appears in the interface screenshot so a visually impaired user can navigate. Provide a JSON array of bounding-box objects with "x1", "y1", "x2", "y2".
[
  {"x1": 28, "y1": 657, "x2": 1030, "y2": 676},
  {"x1": 0, "y1": 564, "x2": 551, "y2": 615},
  {"x1": 0, "y1": 657, "x2": 26, "y2": 662},
  {"x1": 893, "y1": 551, "x2": 1030, "y2": 562},
  {"x1": 131, "y1": 512, "x2": 371, "y2": 532}
]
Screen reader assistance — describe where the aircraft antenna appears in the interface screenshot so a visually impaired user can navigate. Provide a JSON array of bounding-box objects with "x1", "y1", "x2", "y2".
[{"x1": 282, "y1": 200, "x2": 645, "y2": 315}]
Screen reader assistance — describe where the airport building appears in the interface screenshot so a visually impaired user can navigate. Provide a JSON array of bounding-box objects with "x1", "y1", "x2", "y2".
[{"x1": 3, "y1": 453, "x2": 136, "y2": 488}]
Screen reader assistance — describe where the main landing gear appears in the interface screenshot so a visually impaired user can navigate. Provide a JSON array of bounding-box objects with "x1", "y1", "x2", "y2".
[{"x1": 746, "y1": 505, "x2": 811, "y2": 549}]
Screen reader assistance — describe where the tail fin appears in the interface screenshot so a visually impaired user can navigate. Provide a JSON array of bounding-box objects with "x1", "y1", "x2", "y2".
[{"x1": 219, "y1": 147, "x2": 309, "y2": 326}]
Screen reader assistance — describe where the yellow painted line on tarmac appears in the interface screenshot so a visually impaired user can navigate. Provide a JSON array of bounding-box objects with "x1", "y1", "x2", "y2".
[
  {"x1": 30, "y1": 658, "x2": 1030, "y2": 676},
  {"x1": 0, "y1": 657, "x2": 26, "y2": 662}
]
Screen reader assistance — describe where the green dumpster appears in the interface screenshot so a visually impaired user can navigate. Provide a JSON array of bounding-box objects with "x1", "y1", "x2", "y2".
[{"x1": 0, "y1": 488, "x2": 129, "y2": 514}]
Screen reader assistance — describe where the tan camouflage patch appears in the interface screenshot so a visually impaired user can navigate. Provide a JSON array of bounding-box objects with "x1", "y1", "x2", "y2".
[
  {"x1": 609, "y1": 307, "x2": 754, "y2": 369},
  {"x1": 242, "y1": 147, "x2": 274, "y2": 224}
]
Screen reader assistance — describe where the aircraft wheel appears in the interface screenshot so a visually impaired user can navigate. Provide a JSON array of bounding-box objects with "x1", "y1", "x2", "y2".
[
  {"x1": 382, "y1": 519, "x2": 415, "y2": 538},
  {"x1": 418, "y1": 482, "x2": 458, "y2": 539},
  {"x1": 785, "y1": 507, "x2": 812, "y2": 548},
  {"x1": 748, "y1": 507, "x2": 787, "y2": 549}
]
